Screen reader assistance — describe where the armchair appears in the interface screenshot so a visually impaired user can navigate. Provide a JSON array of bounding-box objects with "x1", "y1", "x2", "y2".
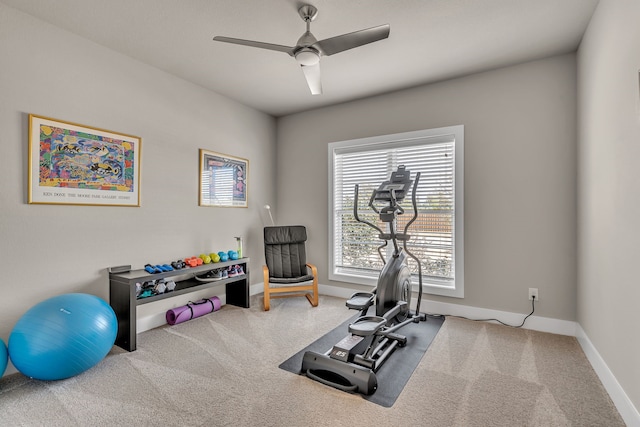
[{"x1": 263, "y1": 225, "x2": 319, "y2": 311}]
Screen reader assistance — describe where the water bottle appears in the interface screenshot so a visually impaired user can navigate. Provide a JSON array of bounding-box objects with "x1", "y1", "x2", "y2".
[{"x1": 235, "y1": 236, "x2": 243, "y2": 258}]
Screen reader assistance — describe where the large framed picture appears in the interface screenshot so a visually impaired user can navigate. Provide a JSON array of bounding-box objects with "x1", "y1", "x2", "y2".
[
  {"x1": 199, "y1": 149, "x2": 248, "y2": 208},
  {"x1": 28, "y1": 115, "x2": 141, "y2": 206}
]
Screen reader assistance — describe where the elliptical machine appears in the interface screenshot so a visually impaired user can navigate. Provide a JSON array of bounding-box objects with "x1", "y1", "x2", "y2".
[{"x1": 302, "y1": 165, "x2": 426, "y2": 395}]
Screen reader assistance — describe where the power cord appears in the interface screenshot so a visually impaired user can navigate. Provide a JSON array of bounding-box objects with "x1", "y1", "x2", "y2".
[{"x1": 429, "y1": 296, "x2": 536, "y2": 328}]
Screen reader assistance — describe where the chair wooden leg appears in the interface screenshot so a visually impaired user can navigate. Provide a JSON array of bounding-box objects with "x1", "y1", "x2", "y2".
[
  {"x1": 307, "y1": 263, "x2": 319, "y2": 307},
  {"x1": 305, "y1": 293, "x2": 317, "y2": 307},
  {"x1": 263, "y1": 265, "x2": 270, "y2": 311}
]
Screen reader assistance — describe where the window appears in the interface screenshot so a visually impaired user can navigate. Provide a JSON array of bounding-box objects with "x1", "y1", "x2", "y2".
[{"x1": 328, "y1": 125, "x2": 464, "y2": 298}]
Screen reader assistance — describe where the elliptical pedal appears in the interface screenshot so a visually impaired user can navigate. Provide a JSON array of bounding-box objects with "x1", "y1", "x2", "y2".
[
  {"x1": 349, "y1": 316, "x2": 386, "y2": 336},
  {"x1": 346, "y1": 292, "x2": 375, "y2": 311}
]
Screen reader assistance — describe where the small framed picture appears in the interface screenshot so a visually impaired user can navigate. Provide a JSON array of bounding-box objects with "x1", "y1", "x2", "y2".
[
  {"x1": 199, "y1": 149, "x2": 248, "y2": 208},
  {"x1": 28, "y1": 114, "x2": 141, "y2": 206}
]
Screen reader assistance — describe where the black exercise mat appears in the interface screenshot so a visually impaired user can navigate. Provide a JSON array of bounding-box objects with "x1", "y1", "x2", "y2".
[{"x1": 279, "y1": 313, "x2": 444, "y2": 407}]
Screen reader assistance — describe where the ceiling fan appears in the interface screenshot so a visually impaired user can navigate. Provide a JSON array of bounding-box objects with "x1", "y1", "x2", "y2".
[{"x1": 213, "y1": 4, "x2": 390, "y2": 95}]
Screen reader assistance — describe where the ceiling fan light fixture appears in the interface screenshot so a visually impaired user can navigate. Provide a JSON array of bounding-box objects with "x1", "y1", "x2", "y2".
[{"x1": 295, "y1": 49, "x2": 320, "y2": 66}]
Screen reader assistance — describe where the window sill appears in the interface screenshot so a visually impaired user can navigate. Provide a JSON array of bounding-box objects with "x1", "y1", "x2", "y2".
[{"x1": 329, "y1": 271, "x2": 464, "y2": 298}]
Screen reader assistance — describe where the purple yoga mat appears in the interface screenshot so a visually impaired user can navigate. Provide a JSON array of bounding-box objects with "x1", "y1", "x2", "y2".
[{"x1": 166, "y1": 296, "x2": 221, "y2": 325}]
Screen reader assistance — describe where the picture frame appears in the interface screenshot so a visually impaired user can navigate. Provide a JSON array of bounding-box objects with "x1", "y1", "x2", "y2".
[
  {"x1": 199, "y1": 149, "x2": 248, "y2": 208},
  {"x1": 28, "y1": 114, "x2": 141, "y2": 206}
]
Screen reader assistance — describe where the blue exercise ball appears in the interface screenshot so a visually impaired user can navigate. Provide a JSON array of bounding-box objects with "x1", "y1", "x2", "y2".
[
  {"x1": 0, "y1": 338, "x2": 7, "y2": 377},
  {"x1": 8, "y1": 293, "x2": 117, "y2": 381}
]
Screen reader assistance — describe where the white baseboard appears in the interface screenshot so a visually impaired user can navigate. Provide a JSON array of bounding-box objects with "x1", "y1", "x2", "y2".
[
  {"x1": 576, "y1": 325, "x2": 640, "y2": 427},
  {"x1": 421, "y1": 299, "x2": 578, "y2": 336},
  {"x1": 250, "y1": 282, "x2": 265, "y2": 296},
  {"x1": 319, "y1": 283, "x2": 578, "y2": 336}
]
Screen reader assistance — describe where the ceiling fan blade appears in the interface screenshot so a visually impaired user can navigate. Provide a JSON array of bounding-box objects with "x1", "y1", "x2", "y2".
[
  {"x1": 312, "y1": 24, "x2": 390, "y2": 56},
  {"x1": 213, "y1": 36, "x2": 295, "y2": 55},
  {"x1": 301, "y1": 63, "x2": 322, "y2": 95}
]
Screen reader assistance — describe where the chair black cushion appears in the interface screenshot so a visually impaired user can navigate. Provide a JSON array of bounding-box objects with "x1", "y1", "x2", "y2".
[
  {"x1": 264, "y1": 226, "x2": 307, "y2": 245},
  {"x1": 264, "y1": 226, "x2": 312, "y2": 281}
]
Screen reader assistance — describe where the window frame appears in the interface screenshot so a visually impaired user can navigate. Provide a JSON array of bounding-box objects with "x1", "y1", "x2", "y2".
[{"x1": 328, "y1": 125, "x2": 464, "y2": 298}]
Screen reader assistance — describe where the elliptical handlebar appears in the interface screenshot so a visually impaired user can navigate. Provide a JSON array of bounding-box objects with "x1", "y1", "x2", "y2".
[
  {"x1": 401, "y1": 171, "x2": 424, "y2": 316},
  {"x1": 403, "y1": 171, "x2": 421, "y2": 236},
  {"x1": 353, "y1": 166, "x2": 425, "y2": 318},
  {"x1": 354, "y1": 183, "x2": 384, "y2": 236},
  {"x1": 368, "y1": 186, "x2": 381, "y2": 215}
]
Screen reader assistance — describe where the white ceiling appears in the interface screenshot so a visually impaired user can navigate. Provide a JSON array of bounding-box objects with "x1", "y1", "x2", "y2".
[{"x1": 2, "y1": 0, "x2": 598, "y2": 117}]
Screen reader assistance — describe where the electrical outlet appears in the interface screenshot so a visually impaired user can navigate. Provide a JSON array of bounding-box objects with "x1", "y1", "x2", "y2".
[{"x1": 528, "y1": 288, "x2": 539, "y2": 301}]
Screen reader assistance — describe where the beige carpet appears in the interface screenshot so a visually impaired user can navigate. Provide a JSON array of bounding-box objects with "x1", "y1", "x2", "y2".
[{"x1": 0, "y1": 295, "x2": 624, "y2": 426}]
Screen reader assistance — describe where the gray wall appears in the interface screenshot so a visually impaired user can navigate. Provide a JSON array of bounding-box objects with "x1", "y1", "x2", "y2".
[
  {"x1": 277, "y1": 54, "x2": 577, "y2": 321},
  {"x1": 577, "y1": 0, "x2": 640, "y2": 411},
  {"x1": 0, "y1": 5, "x2": 276, "y2": 346}
]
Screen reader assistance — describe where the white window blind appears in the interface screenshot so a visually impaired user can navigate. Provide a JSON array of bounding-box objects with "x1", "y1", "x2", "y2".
[{"x1": 328, "y1": 126, "x2": 464, "y2": 298}]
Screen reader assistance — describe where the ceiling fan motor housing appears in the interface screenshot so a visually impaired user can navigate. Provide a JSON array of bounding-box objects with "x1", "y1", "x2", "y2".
[{"x1": 295, "y1": 27, "x2": 321, "y2": 66}]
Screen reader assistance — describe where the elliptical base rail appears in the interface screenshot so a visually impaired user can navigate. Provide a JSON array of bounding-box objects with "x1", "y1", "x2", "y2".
[{"x1": 302, "y1": 351, "x2": 378, "y2": 395}]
